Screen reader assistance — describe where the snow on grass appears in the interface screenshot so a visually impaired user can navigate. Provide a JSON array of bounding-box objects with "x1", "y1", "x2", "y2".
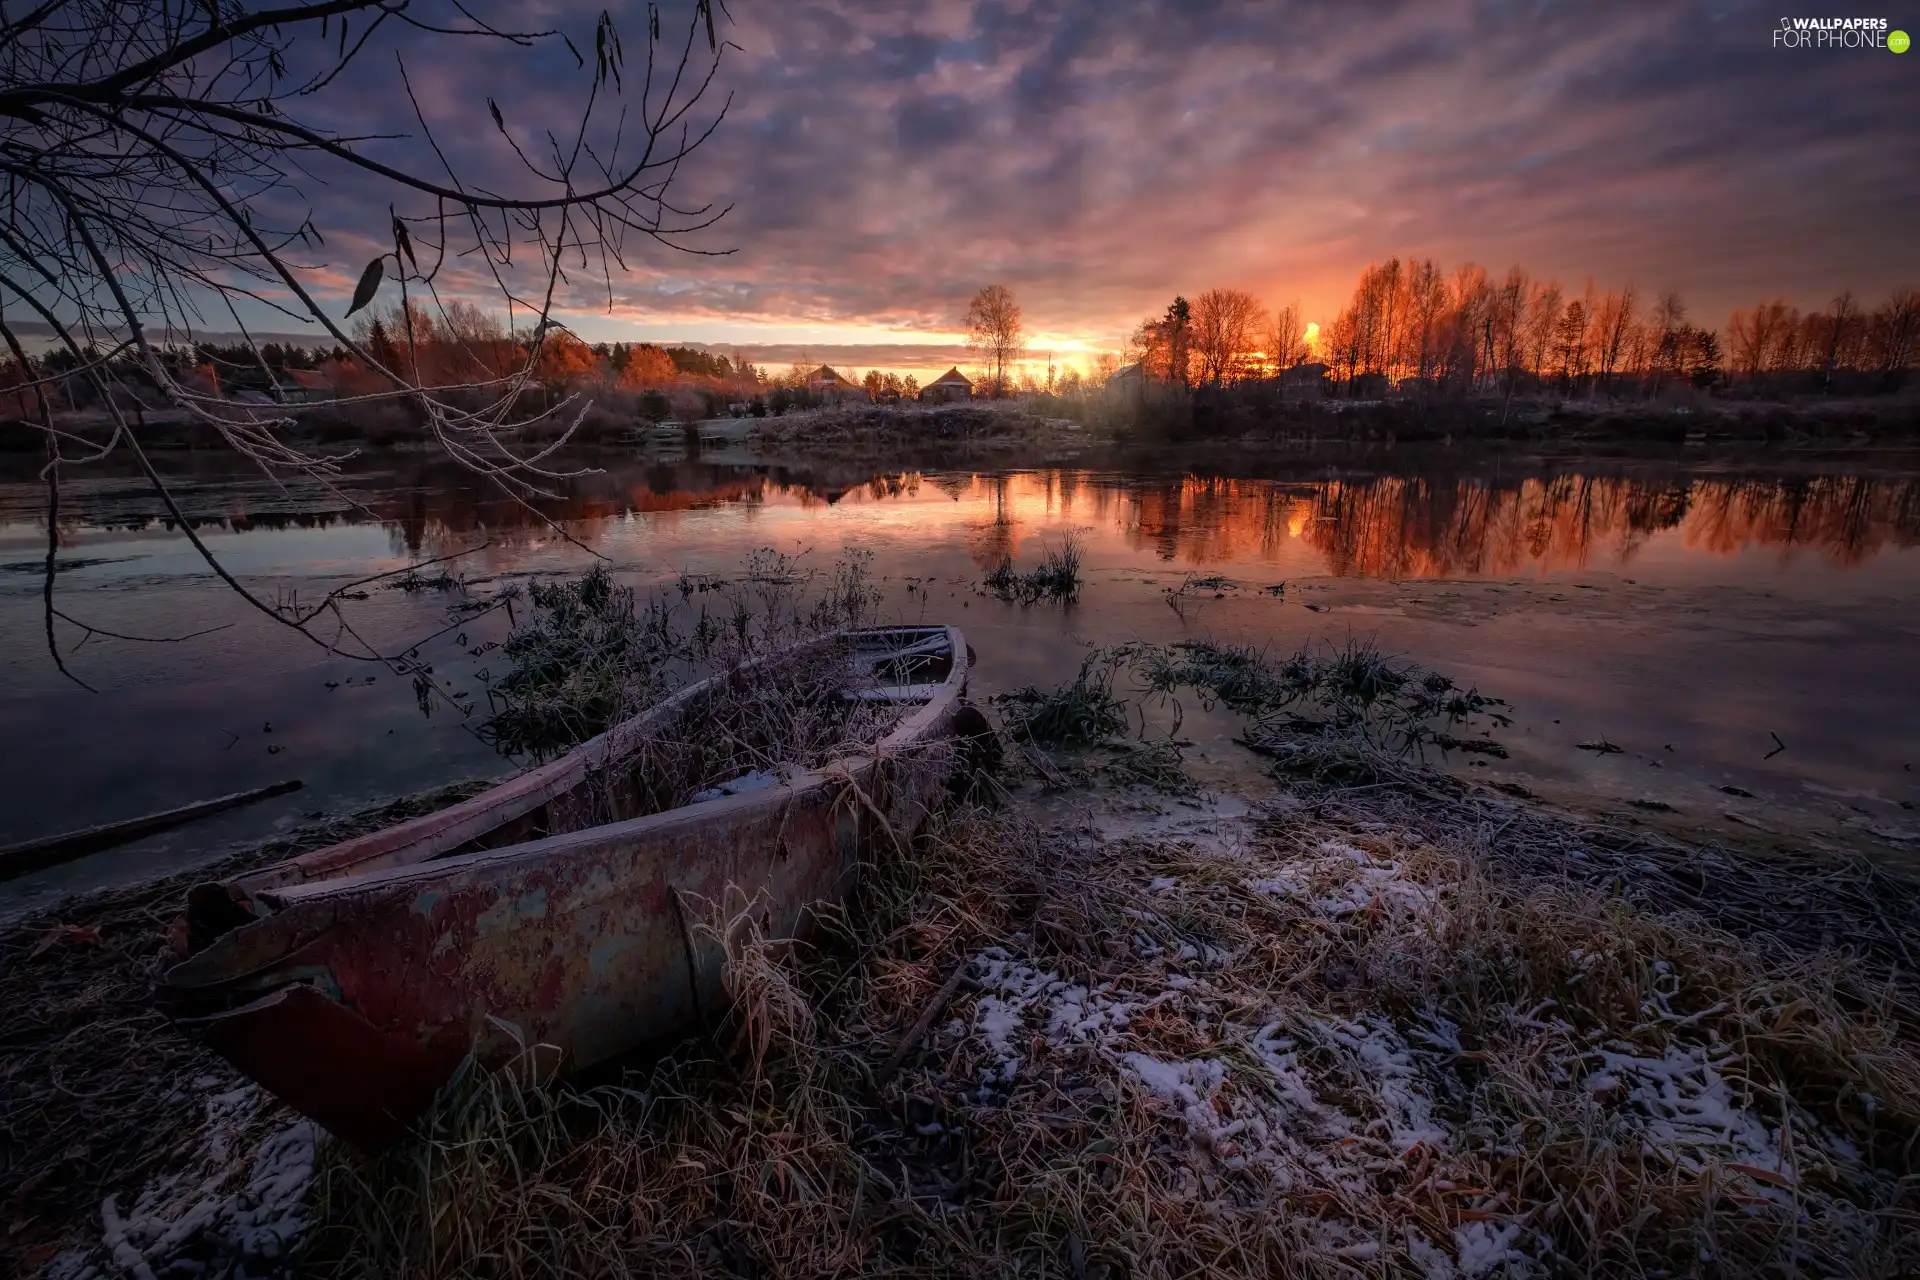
[
  {"x1": 1584, "y1": 1040, "x2": 1866, "y2": 1195},
  {"x1": 51, "y1": 1082, "x2": 318, "y2": 1280},
  {"x1": 935, "y1": 810, "x2": 1906, "y2": 1277},
  {"x1": 1240, "y1": 838, "x2": 1437, "y2": 919},
  {"x1": 969, "y1": 947, "x2": 1156, "y2": 1094}
]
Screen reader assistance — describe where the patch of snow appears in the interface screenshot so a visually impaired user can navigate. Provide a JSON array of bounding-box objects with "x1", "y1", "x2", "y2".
[
  {"x1": 1406, "y1": 1229, "x2": 1457, "y2": 1280},
  {"x1": 1300, "y1": 1014, "x2": 1450, "y2": 1154},
  {"x1": 1454, "y1": 1221, "x2": 1528, "y2": 1277},
  {"x1": 1585, "y1": 1043, "x2": 1815, "y2": 1191},
  {"x1": 65, "y1": 1083, "x2": 319, "y2": 1280}
]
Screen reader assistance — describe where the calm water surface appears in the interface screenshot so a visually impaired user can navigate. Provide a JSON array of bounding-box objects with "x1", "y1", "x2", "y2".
[{"x1": 3, "y1": 443, "x2": 1918, "y2": 918}]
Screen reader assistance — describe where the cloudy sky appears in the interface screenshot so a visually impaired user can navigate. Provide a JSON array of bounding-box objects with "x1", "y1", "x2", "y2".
[{"x1": 280, "y1": 0, "x2": 1918, "y2": 372}]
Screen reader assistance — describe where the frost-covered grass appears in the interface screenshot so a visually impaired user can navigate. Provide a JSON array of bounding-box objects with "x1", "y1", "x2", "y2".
[
  {"x1": 45, "y1": 1085, "x2": 317, "y2": 1280},
  {"x1": 297, "y1": 784, "x2": 1920, "y2": 1278}
]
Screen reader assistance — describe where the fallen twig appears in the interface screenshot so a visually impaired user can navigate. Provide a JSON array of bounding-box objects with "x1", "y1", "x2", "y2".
[{"x1": 876, "y1": 961, "x2": 977, "y2": 1085}]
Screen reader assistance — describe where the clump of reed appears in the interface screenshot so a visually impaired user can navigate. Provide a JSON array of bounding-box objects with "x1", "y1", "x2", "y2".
[
  {"x1": 994, "y1": 650, "x2": 1130, "y2": 746},
  {"x1": 1098, "y1": 739, "x2": 1201, "y2": 798},
  {"x1": 480, "y1": 550, "x2": 881, "y2": 759},
  {"x1": 983, "y1": 533, "x2": 1084, "y2": 605},
  {"x1": 480, "y1": 566, "x2": 680, "y2": 756},
  {"x1": 563, "y1": 641, "x2": 911, "y2": 827},
  {"x1": 1124, "y1": 637, "x2": 1509, "y2": 767}
]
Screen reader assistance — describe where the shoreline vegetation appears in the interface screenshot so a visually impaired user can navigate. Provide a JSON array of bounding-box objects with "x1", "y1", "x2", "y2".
[
  {"x1": 4, "y1": 568, "x2": 1918, "y2": 1278},
  {"x1": 10, "y1": 389, "x2": 1920, "y2": 460}
]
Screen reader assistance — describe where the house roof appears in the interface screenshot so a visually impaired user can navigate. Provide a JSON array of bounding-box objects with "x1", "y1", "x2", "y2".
[
  {"x1": 927, "y1": 366, "x2": 972, "y2": 388},
  {"x1": 809, "y1": 364, "x2": 858, "y2": 388}
]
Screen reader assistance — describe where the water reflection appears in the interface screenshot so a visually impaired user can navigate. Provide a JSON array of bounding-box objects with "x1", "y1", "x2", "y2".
[
  {"x1": 4, "y1": 449, "x2": 1919, "y2": 910},
  {"x1": 17, "y1": 456, "x2": 1920, "y2": 579},
  {"x1": 1128, "y1": 472, "x2": 1920, "y2": 577}
]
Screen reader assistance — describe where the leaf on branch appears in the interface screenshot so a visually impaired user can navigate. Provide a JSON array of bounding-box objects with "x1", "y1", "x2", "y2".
[
  {"x1": 339, "y1": 16, "x2": 349, "y2": 58},
  {"x1": 391, "y1": 215, "x2": 416, "y2": 270},
  {"x1": 699, "y1": 0, "x2": 716, "y2": 51},
  {"x1": 598, "y1": 11, "x2": 624, "y2": 89},
  {"x1": 562, "y1": 34, "x2": 584, "y2": 68},
  {"x1": 489, "y1": 98, "x2": 505, "y2": 133},
  {"x1": 346, "y1": 256, "x2": 385, "y2": 316}
]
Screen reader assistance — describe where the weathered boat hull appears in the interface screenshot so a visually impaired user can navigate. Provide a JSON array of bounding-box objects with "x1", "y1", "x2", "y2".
[{"x1": 162, "y1": 626, "x2": 982, "y2": 1147}]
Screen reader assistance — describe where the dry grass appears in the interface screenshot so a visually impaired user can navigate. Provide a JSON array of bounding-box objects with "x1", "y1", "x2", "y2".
[
  {"x1": 0, "y1": 781, "x2": 494, "y2": 1278},
  {"x1": 295, "y1": 764, "x2": 1920, "y2": 1278}
]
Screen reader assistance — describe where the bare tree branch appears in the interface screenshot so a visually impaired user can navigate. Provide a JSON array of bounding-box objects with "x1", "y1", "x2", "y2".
[{"x1": 0, "y1": 0, "x2": 734, "y2": 677}]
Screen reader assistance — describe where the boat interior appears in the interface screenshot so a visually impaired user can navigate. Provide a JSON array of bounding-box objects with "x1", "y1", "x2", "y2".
[{"x1": 183, "y1": 627, "x2": 964, "y2": 950}]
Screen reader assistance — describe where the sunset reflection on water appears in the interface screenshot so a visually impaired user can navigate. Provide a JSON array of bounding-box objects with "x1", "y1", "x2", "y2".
[
  {"x1": 295, "y1": 464, "x2": 1920, "y2": 580},
  {"x1": 3, "y1": 451, "x2": 1917, "y2": 912},
  {"x1": 33, "y1": 457, "x2": 1913, "y2": 580}
]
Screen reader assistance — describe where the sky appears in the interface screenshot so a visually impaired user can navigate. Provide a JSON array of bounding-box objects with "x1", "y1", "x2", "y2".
[{"x1": 253, "y1": 1, "x2": 1920, "y2": 377}]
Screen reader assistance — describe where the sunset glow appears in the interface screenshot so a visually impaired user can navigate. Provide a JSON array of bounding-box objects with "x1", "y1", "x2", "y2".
[{"x1": 304, "y1": 2, "x2": 1916, "y2": 370}]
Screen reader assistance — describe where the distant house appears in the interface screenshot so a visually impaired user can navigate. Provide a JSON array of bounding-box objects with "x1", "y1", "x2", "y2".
[
  {"x1": 284, "y1": 368, "x2": 335, "y2": 403},
  {"x1": 1105, "y1": 363, "x2": 1144, "y2": 390},
  {"x1": 178, "y1": 362, "x2": 221, "y2": 399},
  {"x1": 920, "y1": 367, "x2": 973, "y2": 403},
  {"x1": 807, "y1": 365, "x2": 869, "y2": 402}
]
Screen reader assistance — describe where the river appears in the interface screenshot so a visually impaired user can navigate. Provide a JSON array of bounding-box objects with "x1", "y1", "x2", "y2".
[{"x1": 3, "y1": 435, "x2": 1918, "y2": 920}]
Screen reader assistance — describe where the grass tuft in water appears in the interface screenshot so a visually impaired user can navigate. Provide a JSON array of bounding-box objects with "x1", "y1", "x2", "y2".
[
  {"x1": 995, "y1": 651, "x2": 1130, "y2": 746},
  {"x1": 983, "y1": 532, "x2": 1084, "y2": 605},
  {"x1": 479, "y1": 552, "x2": 881, "y2": 760}
]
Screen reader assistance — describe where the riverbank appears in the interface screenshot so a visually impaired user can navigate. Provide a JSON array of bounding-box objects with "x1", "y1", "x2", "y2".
[
  {"x1": 743, "y1": 401, "x2": 1098, "y2": 464},
  {"x1": 6, "y1": 716, "x2": 1919, "y2": 1277},
  {"x1": 10, "y1": 388, "x2": 1918, "y2": 462}
]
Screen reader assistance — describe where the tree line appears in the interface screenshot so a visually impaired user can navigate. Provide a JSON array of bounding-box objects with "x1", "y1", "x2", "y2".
[{"x1": 1121, "y1": 266, "x2": 1919, "y2": 399}]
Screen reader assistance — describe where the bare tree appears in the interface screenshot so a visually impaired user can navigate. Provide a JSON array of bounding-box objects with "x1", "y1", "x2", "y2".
[
  {"x1": 1403, "y1": 260, "x2": 1446, "y2": 384},
  {"x1": 1190, "y1": 287, "x2": 1264, "y2": 384},
  {"x1": 0, "y1": 0, "x2": 732, "y2": 684},
  {"x1": 1266, "y1": 301, "x2": 1308, "y2": 372},
  {"x1": 964, "y1": 284, "x2": 1023, "y2": 397},
  {"x1": 1523, "y1": 282, "x2": 1563, "y2": 386},
  {"x1": 1648, "y1": 289, "x2": 1687, "y2": 395},
  {"x1": 1593, "y1": 283, "x2": 1639, "y2": 395},
  {"x1": 1728, "y1": 300, "x2": 1798, "y2": 383},
  {"x1": 1866, "y1": 287, "x2": 1920, "y2": 381},
  {"x1": 1556, "y1": 297, "x2": 1592, "y2": 389},
  {"x1": 1491, "y1": 266, "x2": 1529, "y2": 403},
  {"x1": 1813, "y1": 290, "x2": 1862, "y2": 390}
]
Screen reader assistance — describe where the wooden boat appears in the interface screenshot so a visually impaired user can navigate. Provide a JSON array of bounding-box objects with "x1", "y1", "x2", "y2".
[{"x1": 161, "y1": 626, "x2": 988, "y2": 1147}]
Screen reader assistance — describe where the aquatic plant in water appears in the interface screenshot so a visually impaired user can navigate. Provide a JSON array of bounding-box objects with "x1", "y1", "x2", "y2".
[
  {"x1": 995, "y1": 650, "x2": 1130, "y2": 746},
  {"x1": 479, "y1": 551, "x2": 882, "y2": 759},
  {"x1": 983, "y1": 533, "x2": 1084, "y2": 605}
]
